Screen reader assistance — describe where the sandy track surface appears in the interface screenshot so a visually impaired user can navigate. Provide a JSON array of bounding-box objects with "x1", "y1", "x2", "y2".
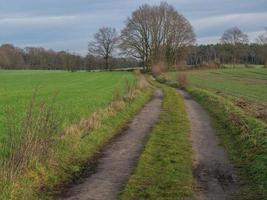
[
  {"x1": 179, "y1": 90, "x2": 239, "y2": 200},
  {"x1": 58, "y1": 89, "x2": 163, "y2": 200}
]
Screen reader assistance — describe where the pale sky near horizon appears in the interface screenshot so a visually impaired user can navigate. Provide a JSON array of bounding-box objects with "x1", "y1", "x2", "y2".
[{"x1": 0, "y1": 0, "x2": 266, "y2": 55}]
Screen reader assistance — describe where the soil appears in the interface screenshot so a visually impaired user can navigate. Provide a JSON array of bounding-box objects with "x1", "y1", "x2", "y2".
[
  {"x1": 57, "y1": 89, "x2": 163, "y2": 200},
  {"x1": 178, "y1": 90, "x2": 239, "y2": 200}
]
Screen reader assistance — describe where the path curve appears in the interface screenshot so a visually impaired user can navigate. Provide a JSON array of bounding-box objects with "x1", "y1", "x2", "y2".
[
  {"x1": 58, "y1": 89, "x2": 163, "y2": 200},
  {"x1": 178, "y1": 90, "x2": 239, "y2": 200}
]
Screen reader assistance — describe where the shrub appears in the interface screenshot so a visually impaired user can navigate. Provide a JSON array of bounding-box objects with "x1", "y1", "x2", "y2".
[
  {"x1": 155, "y1": 75, "x2": 167, "y2": 84},
  {"x1": 177, "y1": 73, "x2": 188, "y2": 89},
  {"x1": 151, "y1": 62, "x2": 167, "y2": 76}
]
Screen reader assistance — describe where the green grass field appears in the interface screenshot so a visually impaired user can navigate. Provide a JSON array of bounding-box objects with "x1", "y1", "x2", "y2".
[
  {"x1": 165, "y1": 68, "x2": 267, "y2": 102},
  {"x1": 0, "y1": 70, "x2": 135, "y2": 137}
]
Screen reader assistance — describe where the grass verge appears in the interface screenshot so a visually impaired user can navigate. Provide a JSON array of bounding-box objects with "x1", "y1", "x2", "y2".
[
  {"x1": 189, "y1": 88, "x2": 267, "y2": 200},
  {"x1": 0, "y1": 74, "x2": 153, "y2": 200},
  {"x1": 119, "y1": 86, "x2": 194, "y2": 200}
]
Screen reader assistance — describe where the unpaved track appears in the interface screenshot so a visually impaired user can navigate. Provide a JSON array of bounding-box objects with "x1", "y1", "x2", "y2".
[
  {"x1": 178, "y1": 90, "x2": 239, "y2": 200},
  {"x1": 58, "y1": 89, "x2": 163, "y2": 200}
]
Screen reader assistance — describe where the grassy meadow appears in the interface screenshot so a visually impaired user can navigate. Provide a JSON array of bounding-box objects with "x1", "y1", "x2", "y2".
[
  {"x1": 0, "y1": 70, "x2": 135, "y2": 137},
  {"x1": 164, "y1": 68, "x2": 267, "y2": 102}
]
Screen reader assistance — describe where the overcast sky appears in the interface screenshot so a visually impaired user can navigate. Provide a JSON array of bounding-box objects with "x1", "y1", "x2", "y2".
[{"x1": 0, "y1": 0, "x2": 266, "y2": 55}]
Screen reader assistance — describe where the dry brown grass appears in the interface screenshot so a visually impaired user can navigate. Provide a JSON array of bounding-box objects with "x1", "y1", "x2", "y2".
[
  {"x1": 134, "y1": 70, "x2": 149, "y2": 89},
  {"x1": 151, "y1": 62, "x2": 167, "y2": 76},
  {"x1": 177, "y1": 73, "x2": 188, "y2": 89},
  {"x1": 217, "y1": 92, "x2": 267, "y2": 124}
]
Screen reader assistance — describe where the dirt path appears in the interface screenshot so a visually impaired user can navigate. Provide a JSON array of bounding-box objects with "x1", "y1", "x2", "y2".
[
  {"x1": 57, "y1": 89, "x2": 163, "y2": 200},
  {"x1": 178, "y1": 90, "x2": 239, "y2": 200}
]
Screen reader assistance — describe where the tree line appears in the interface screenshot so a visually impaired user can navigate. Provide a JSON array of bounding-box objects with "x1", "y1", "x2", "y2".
[
  {"x1": 0, "y1": 2, "x2": 266, "y2": 71},
  {"x1": 0, "y1": 44, "x2": 139, "y2": 71},
  {"x1": 188, "y1": 27, "x2": 267, "y2": 67}
]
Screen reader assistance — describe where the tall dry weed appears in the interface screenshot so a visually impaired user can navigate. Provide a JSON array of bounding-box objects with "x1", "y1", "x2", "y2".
[
  {"x1": 0, "y1": 94, "x2": 62, "y2": 186},
  {"x1": 177, "y1": 73, "x2": 188, "y2": 89},
  {"x1": 151, "y1": 62, "x2": 167, "y2": 76}
]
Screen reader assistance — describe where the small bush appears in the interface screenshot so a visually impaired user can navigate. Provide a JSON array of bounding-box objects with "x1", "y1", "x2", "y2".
[
  {"x1": 151, "y1": 62, "x2": 167, "y2": 76},
  {"x1": 155, "y1": 75, "x2": 167, "y2": 84},
  {"x1": 177, "y1": 73, "x2": 188, "y2": 89}
]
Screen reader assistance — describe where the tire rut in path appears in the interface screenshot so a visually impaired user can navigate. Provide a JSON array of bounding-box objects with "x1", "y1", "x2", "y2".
[
  {"x1": 178, "y1": 90, "x2": 239, "y2": 200},
  {"x1": 57, "y1": 89, "x2": 163, "y2": 200}
]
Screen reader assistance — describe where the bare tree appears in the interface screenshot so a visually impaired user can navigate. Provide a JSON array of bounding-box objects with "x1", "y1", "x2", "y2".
[
  {"x1": 221, "y1": 27, "x2": 249, "y2": 66},
  {"x1": 221, "y1": 27, "x2": 249, "y2": 45},
  {"x1": 120, "y1": 2, "x2": 195, "y2": 72},
  {"x1": 88, "y1": 27, "x2": 118, "y2": 70},
  {"x1": 120, "y1": 4, "x2": 151, "y2": 71},
  {"x1": 0, "y1": 44, "x2": 25, "y2": 69}
]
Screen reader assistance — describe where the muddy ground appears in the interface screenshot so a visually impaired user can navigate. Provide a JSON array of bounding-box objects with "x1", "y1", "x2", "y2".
[{"x1": 179, "y1": 90, "x2": 239, "y2": 200}]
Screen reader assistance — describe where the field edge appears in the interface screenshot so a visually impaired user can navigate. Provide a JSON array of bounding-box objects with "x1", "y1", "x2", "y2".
[{"x1": 189, "y1": 87, "x2": 267, "y2": 200}]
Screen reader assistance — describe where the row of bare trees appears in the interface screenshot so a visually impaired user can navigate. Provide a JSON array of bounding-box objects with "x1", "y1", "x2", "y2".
[
  {"x1": 0, "y1": 44, "x2": 85, "y2": 70},
  {"x1": 88, "y1": 2, "x2": 196, "y2": 72}
]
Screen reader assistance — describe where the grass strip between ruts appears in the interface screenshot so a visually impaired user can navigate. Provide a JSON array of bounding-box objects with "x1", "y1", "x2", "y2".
[{"x1": 120, "y1": 86, "x2": 194, "y2": 200}]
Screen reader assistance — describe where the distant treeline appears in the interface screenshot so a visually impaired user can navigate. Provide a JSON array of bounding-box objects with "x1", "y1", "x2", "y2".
[
  {"x1": 1, "y1": 42, "x2": 265, "y2": 71},
  {"x1": 0, "y1": 44, "x2": 139, "y2": 71},
  {"x1": 188, "y1": 43, "x2": 267, "y2": 67}
]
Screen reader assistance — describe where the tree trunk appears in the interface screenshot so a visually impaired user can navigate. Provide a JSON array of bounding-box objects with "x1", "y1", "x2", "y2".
[{"x1": 105, "y1": 56, "x2": 109, "y2": 70}]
